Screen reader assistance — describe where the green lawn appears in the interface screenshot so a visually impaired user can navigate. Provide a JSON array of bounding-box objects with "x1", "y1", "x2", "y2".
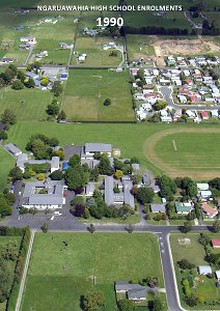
[
  {"x1": 0, "y1": 148, "x2": 15, "y2": 190},
  {"x1": 62, "y1": 69, "x2": 135, "y2": 121},
  {"x1": 127, "y1": 34, "x2": 155, "y2": 60},
  {"x1": 170, "y1": 233, "x2": 220, "y2": 310},
  {"x1": 0, "y1": 87, "x2": 52, "y2": 121},
  {"x1": 21, "y1": 232, "x2": 164, "y2": 311}
]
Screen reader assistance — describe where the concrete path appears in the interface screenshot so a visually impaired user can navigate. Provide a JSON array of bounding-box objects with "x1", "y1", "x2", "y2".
[{"x1": 15, "y1": 230, "x2": 36, "y2": 311}]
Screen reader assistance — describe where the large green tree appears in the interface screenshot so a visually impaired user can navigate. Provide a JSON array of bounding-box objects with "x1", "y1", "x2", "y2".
[{"x1": 83, "y1": 290, "x2": 105, "y2": 311}]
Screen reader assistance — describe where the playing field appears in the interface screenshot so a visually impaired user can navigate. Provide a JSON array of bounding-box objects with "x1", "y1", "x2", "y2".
[
  {"x1": 62, "y1": 69, "x2": 135, "y2": 121},
  {"x1": 145, "y1": 128, "x2": 220, "y2": 179},
  {"x1": 21, "y1": 232, "x2": 164, "y2": 311},
  {"x1": 0, "y1": 87, "x2": 52, "y2": 121}
]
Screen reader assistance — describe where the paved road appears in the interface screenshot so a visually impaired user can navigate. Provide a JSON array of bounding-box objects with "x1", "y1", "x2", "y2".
[{"x1": 160, "y1": 86, "x2": 219, "y2": 111}]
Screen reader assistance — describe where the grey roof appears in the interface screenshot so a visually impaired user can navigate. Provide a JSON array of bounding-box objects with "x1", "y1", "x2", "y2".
[
  {"x1": 127, "y1": 288, "x2": 147, "y2": 300},
  {"x1": 5, "y1": 143, "x2": 22, "y2": 155},
  {"x1": 81, "y1": 159, "x2": 100, "y2": 169},
  {"x1": 86, "y1": 183, "x2": 95, "y2": 195},
  {"x1": 131, "y1": 163, "x2": 140, "y2": 171},
  {"x1": 22, "y1": 181, "x2": 64, "y2": 206},
  {"x1": 85, "y1": 143, "x2": 112, "y2": 153},
  {"x1": 151, "y1": 204, "x2": 166, "y2": 213},
  {"x1": 17, "y1": 153, "x2": 28, "y2": 169},
  {"x1": 105, "y1": 176, "x2": 114, "y2": 206},
  {"x1": 51, "y1": 156, "x2": 60, "y2": 169},
  {"x1": 63, "y1": 145, "x2": 82, "y2": 161},
  {"x1": 123, "y1": 180, "x2": 135, "y2": 208},
  {"x1": 198, "y1": 265, "x2": 212, "y2": 275},
  {"x1": 142, "y1": 172, "x2": 151, "y2": 185},
  {"x1": 115, "y1": 281, "x2": 143, "y2": 292}
]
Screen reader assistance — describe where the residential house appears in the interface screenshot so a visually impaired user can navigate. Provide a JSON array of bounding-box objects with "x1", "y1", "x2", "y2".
[
  {"x1": 198, "y1": 265, "x2": 212, "y2": 275},
  {"x1": 212, "y1": 239, "x2": 220, "y2": 249},
  {"x1": 150, "y1": 204, "x2": 166, "y2": 213},
  {"x1": 115, "y1": 281, "x2": 147, "y2": 303},
  {"x1": 175, "y1": 202, "x2": 193, "y2": 215},
  {"x1": 201, "y1": 202, "x2": 218, "y2": 218},
  {"x1": 17, "y1": 153, "x2": 59, "y2": 173},
  {"x1": 20, "y1": 36, "x2": 36, "y2": 44},
  {"x1": 81, "y1": 143, "x2": 112, "y2": 159}
]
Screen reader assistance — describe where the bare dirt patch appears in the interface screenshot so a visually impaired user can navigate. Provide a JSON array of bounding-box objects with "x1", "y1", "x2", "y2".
[
  {"x1": 152, "y1": 37, "x2": 220, "y2": 60},
  {"x1": 144, "y1": 128, "x2": 220, "y2": 179}
]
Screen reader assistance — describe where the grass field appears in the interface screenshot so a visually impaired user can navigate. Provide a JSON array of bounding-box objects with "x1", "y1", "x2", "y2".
[
  {"x1": 145, "y1": 128, "x2": 220, "y2": 179},
  {"x1": 21, "y1": 232, "x2": 164, "y2": 311},
  {"x1": 0, "y1": 87, "x2": 52, "y2": 121},
  {"x1": 62, "y1": 69, "x2": 135, "y2": 121},
  {"x1": 127, "y1": 34, "x2": 155, "y2": 60},
  {"x1": 72, "y1": 37, "x2": 122, "y2": 67},
  {"x1": 170, "y1": 233, "x2": 220, "y2": 310}
]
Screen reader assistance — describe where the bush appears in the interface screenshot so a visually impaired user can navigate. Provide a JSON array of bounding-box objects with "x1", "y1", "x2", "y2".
[
  {"x1": 103, "y1": 98, "x2": 111, "y2": 106},
  {"x1": 11, "y1": 80, "x2": 24, "y2": 90}
]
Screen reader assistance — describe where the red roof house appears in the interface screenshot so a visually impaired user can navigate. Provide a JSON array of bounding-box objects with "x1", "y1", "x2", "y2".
[
  {"x1": 212, "y1": 239, "x2": 220, "y2": 249},
  {"x1": 201, "y1": 111, "x2": 209, "y2": 120}
]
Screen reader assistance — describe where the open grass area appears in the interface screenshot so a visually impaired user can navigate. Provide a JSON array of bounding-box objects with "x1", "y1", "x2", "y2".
[
  {"x1": 72, "y1": 37, "x2": 122, "y2": 67},
  {"x1": 170, "y1": 233, "x2": 220, "y2": 310},
  {"x1": 145, "y1": 128, "x2": 220, "y2": 179},
  {"x1": 127, "y1": 34, "x2": 155, "y2": 60},
  {"x1": 21, "y1": 232, "x2": 164, "y2": 311},
  {"x1": 62, "y1": 69, "x2": 135, "y2": 121},
  {"x1": 0, "y1": 87, "x2": 52, "y2": 121},
  {"x1": 0, "y1": 148, "x2": 15, "y2": 191}
]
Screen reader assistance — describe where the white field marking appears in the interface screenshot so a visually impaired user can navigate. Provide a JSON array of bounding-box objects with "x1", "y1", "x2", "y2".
[{"x1": 172, "y1": 139, "x2": 177, "y2": 151}]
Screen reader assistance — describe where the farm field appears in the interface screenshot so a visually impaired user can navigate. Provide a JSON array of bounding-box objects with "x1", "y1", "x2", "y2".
[
  {"x1": 0, "y1": 87, "x2": 52, "y2": 121},
  {"x1": 72, "y1": 37, "x2": 122, "y2": 67},
  {"x1": 145, "y1": 128, "x2": 220, "y2": 179},
  {"x1": 170, "y1": 233, "x2": 220, "y2": 310},
  {"x1": 127, "y1": 34, "x2": 155, "y2": 60},
  {"x1": 5, "y1": 122, "x2": 220, "y2": 180},
  {"x1": 62, "y1": 69, "x2": 135, "y2": 121},
  {"x1": 21, "y1": 232, "x2": 164, "y2": 311}
]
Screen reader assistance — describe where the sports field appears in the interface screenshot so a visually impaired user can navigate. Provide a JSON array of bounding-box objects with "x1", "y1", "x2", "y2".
[
  {"x1": 21, "y1": 232, "x2": 164, "y2": 311},
  {"x1": 145, "y1": 128, "x2": 220, "y2": 179},
  {"x1": 0, "y1": 87, "x2": 52, "y2": 121},
  {"x1": 62, "y1": 69, "x2": 135, "y2": 121}
]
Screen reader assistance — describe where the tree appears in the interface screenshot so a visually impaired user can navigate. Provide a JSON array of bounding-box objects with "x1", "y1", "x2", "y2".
[
  {"x1": 137, "y1": 187, "x2": 154, "y2": 204},
  {"x1": 114, "y1": 170, "x2": 123, "y2": 180},
  {"x1": 153, "y1": 297, "x2": 165, "y2": 311},
  {"x1": 146, "y1": 276, "x2": 159, "y2": 288},
  {"x1": 57, "y1": 110, "x2": 66, "y2": 121},
  {"x1": 103, "y1": 98, "x2": 111, "y2": 106},
  {"x1": 90, "y1": 167, "x2": 99, "y2": 182},
  {"x1": 52, "y1": 149, "x2": 65, "y2": 161},
  {"x1": 212, "y1": 220, "x2": 220, "y2": 233},
  {"x1": 51, "y1": 81, "x2": 63, "y2": 96},
  {"x1": 118, "y1": 299, "x2": 135, "y2": 311},
  {"x1": 50, "y1": 170, "x2": 63, "y2": 180},
  {"x1": 17, "y1": 70, "x2": 26, "y2": 82},
  {"x1": 88, "y1": 224, "x2": 96, "y2": 234},
  {"x1": 41, "y1": 223, "x2": 48, "y2": 233},
  {"x1": 0, "y1": 258, "x2": 14, "y2": 302},
  {"x1": 0, "y1": 130, "x2": 7, "y2": 140},
  {"x1": 98, "y1": 155, "x2": 114, "y2": 176},
  {"x1": 0, "y1": 196, "x2": 12, "y2": 217},
  {"x1": 41, "y1": 76, "x2": 49, "y2": 86},
  {"x1": 186, "y1": 294, "x2": 197, "y2": 307},
  {"x1": 8, "y1": 64, "x2": 18, "y2": 75},
  {"x1": 46, "y1": 102, "x2": 59, "y2": 116},
  {"x1": 25, "y1": 77, "x2": 35, "y2": 88},
  {"x1": 8, "y1": 166, "x2": 23, "y2": 181},
  {"x1": 126, "y1": 224, "x2": 134, "y2": 233},
  {"x1": 65, "y1": 165, "x2": 88, "y2": 191},
  {"x1": 153, "y1": 100, "x2": 168, "y2": 111},
  {"x1": 136, "y1": 68, "x2": 145, "y2": 81},
  {"x1": 181, "y1": 221, "x2": 192, "y2": 233},
  {"x1": 11, "y1": 80, "x2": 24, "y2": 90},
  {"x1": 83, "y1": 290, "x2": 105, "y2": 310},
  {"x1": 177, "y1": 259, "x2": 195, "y2": 270},
  {"x1": 69, "y1": 154, "x2": 81, "y2": 167},
  {"x1": 1, "y1": 109, "x2": 16, "y2": 125}
]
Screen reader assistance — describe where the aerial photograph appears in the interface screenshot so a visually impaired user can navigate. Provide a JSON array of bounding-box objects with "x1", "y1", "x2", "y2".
[{"x1": 0, "y1": 0, "x2": 219, "y2": 310}]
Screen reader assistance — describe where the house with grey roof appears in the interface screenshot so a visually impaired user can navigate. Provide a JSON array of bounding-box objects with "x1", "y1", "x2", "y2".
[
  {"x1": 151, "y1": 204, "x2": 166, "y2": 213},
  {"x1": 104, "y1": 176, "x2": 134, "y2": 209},
  {"x1": 81, "y1": 143, "x2": 112, "y2": 159},
  {"x1": 22, "y1": 180, "x2": 65, "y2": 210},
  {"x1": 5, "y1": 143, "x2": 22, "y2": 157},
  {"x1": 127, "y1": 288, "x2": 147, "y2": 302},
  {"x1": 115, "y1": 281, "x2": 147, "y2": 302},
  {"x1": 198, "y1": 265, "x2": 212, "y2": 275},
  {"x1": 17, "y1": 153, "x2": 60, "y2": 173}
]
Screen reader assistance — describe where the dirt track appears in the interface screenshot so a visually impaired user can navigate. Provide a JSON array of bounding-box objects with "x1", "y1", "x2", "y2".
[{"x1": 144, "y1": 128, "x2": 220, "y2": 179}]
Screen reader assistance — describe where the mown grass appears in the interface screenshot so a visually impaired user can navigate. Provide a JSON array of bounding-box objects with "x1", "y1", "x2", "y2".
[{"x1": 21, "y1": 232, "x2": 164, "y2": 311}]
